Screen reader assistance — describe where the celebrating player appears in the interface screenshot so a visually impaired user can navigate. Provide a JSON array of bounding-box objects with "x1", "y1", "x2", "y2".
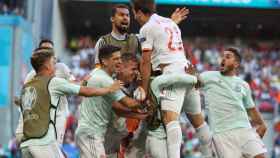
[
  {"x1": 20, "y1": 48, "x2": 121, "y2": 158},
  {"x1": 131, "y1": 0, "x2": 213, "y2": 157},
  {"x1": 75, "y1": 45, "x2": 147, "y2": 158},
  {"x1": 195, "y1": 48, "x2": 267, "y2": 158}
]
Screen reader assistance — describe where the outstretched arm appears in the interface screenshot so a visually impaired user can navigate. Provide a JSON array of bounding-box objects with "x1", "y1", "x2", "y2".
[
  {"x1": 79, "y1": 80, "x2": 122, "y2": 97},
  {"x1": 118, "y1": 96, "x2": 142, "y2": 108},
  {"x1": 112, "y1": 102, "x2": 148, "y2": 120}
]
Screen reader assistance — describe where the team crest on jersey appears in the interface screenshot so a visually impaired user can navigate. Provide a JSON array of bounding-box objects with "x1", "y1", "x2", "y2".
[
  {"x1": 21, "y1": 86, "x2": 37, "y2": 111},
  {"x1": 139, "y1": 37, "x2": 146, "y2": 43}
]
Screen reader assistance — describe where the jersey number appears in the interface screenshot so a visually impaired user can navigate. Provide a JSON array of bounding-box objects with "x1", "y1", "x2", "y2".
[{"x1": 164, "y1": 27, "x2": 183, "y2": 52}]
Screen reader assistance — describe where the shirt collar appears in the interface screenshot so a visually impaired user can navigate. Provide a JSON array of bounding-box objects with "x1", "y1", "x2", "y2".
[{"x1": 111, "y1": 31, "x2": 127, "y2": 41}]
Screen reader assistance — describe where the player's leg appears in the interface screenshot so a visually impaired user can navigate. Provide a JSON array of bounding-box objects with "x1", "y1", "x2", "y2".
[
  {"x1": 125, "y1": 124, "x2": 147, "y2": 158},
  {"x1": 55, "y1": 97, "x2": 69, "y2": 146},
  {"x1": 105, "y1": 116, "x2": 128, "y2": 157},
  {"x1": 212, "y1": 130, "x2": 242, "y2": 158},
  {"x1": 157, "y1": 61, "x2": 195, "y2": 158},
  {"x1": 125, "y1": 145, "x2": 146, "y2": 158},
  {"x1": 161, "y1": 85, "x2": 186, "y2": 158},
  {"x1": 55, "y1": 115, "x2": 67, "y2": 146},
  {"x1": 183, "y1": 87, "x2": 213, "y2": 157},
  {"x1": 239, "y1": 128, "x2": 267, "y2": 158},
  {"x1": 55, "y1": 125, "x2": 68, "y2": 158},
  {"x1": 253, "y1": 154, "x2": 266, "y2": 158},
  {"x1": 107, "y1": 153, "x2": 118, "y2": 158},
  {"x1": 75, "y1": 132, "x2": 106, "y2": 158},
  {"x1": 146, "y1": 135, "x2": 168, "y2": 158}
]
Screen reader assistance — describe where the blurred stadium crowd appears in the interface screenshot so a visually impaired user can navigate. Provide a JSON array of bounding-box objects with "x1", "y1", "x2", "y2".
[{"x1": 0, "y1": 0, "x2": 24, "y2": 16}]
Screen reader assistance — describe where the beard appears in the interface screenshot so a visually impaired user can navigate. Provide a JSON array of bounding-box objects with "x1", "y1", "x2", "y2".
[
  {"x1": 116, "y1": 24, "x2": 129, "y2": 34},
  {"x1": 220, "y1": 65, "x2": 235, "y2": 75}
]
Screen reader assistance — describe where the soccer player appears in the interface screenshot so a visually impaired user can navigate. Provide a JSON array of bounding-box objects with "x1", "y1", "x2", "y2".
[
  {"x1": 145, "y1": 73, "x2": 198, "y2": 158},
  {"x1": 20, "y1": 48, "x2": 121, "y2": 158},
  {"x1": 75, "y1": 45, "x2": 145, "y2": 158},
  {"x1": 16, "y1": 40, "x2": 75, "y2": 146},
  {"x1": 94, "y1": 4, "x2": 189, "y2": 158},
  {"x1": 131, "y1": 0, "x2": 212, "y2": 157},
  {"x1": 158, "y1": 48, "x2": 268, "y2": 158},
  {"x1": 104, "y1": 53, "x2": 147, "y2": 158},
  {"x1": 195, "y1": 48, "x2": 267, "y2": 158}
]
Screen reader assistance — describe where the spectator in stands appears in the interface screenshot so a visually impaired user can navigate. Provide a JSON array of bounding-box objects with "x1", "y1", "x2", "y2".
[
  {"x1": 69, "y1": 36, "x2": 95, "y2": 81},
  {"x1": 39, "y1": 39, "x2": 54, "y2": 48},
  {"x1": 0, "y1": 1, "x2": 23, "y2": 16},
  {"x1": 0, "y1": 3, "x2": 9, "y2": 15},
  {"x1": 272, "y1": 134, "x2": 280, "y2": 158}
]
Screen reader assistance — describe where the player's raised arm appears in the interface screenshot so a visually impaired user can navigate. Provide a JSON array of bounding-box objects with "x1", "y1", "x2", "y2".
[
  {"x1": 140, "y1": 49, "x2": 152, "y2": 93},
  {"x1": 79, "y1": 80, "x2": 122, "y2": 97}
]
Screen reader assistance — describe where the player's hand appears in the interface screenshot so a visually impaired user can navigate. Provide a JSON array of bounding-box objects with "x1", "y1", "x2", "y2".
[
  {"x1": 135, "y1": 108, "x2": 147, "y2": 114},
  {"x1": 81, "y1": 74, "x2": 91, "y2": 86},
  {"x1": 145, "y1": 100, "x2": 155, "y2": 113},
  {"x1": 185, "y1": 65, "x2": 202, "y2": 89},
  {"x1": 109, "y1": 80, "x2": 123, "y2": 93},
  {"x1": 256, "y1": 124, "x2": 267, "y2": 138},
  {"x1": 194, "y1": 74, "x2": 203, "y2": 89},
  {"x1": 171, "y1": 7, "x2": 189, "y2": 24},
  {"x1": 135, "y1": 112, "x2": 149, "y2": 120},
  {"x1": 14, "y1": 96, "x2": 21, "y2": 106},
  {"x1": 185, "y1": 63, "x2": 196, "y2": 75},
  {"x1": 121, "y1": 133, "x2": 134, "y2": 148}
]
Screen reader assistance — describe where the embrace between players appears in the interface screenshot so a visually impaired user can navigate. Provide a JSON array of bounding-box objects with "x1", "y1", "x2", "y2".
[{"x1": 17, "y1": 0, "x2": 267, "y2": 158}]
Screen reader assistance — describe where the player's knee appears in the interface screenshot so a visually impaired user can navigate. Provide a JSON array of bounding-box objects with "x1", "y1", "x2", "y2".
[
  {"x1": 254, "y1": 154, "x2": 266, "y2": 158},
  {"x1": 195, "y1": 122, "x2": 212, "y2": 145},
  {"x1": 162, "y1": 110, "x2": 179, "y2": 125},
  {"x1": 186, "y1": 113, "x2": 205, "y2": 128},
  {"x1": 183, "y1": 88, "x2": 202, "y2": 114}
]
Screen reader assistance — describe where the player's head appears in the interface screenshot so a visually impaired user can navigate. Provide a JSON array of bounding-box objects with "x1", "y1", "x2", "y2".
[
  {"x1": 39, "y1": 39, "x2": 54, "y2": 49},
  {"x1": 31, "y1": 48, "x2": 56, "y2": 75},
  {"x1": 130, "y1": 0, "x2": 156, "y2": 26},
  {"x1": 117, "y1": 53, "x2": 139, "y2": 84},
  {"x1": 220, "y1": 47, "x2": 242, "y2": 75},
  {"x1": 55, "y1": 63, "x2": 74, "y2": 81},
  {"x1": 111, "y1": 4, "x2": 130, "y2": 34},
  {"x1": 99, "y1": 45, "x2": 122, "y2": 74}
]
